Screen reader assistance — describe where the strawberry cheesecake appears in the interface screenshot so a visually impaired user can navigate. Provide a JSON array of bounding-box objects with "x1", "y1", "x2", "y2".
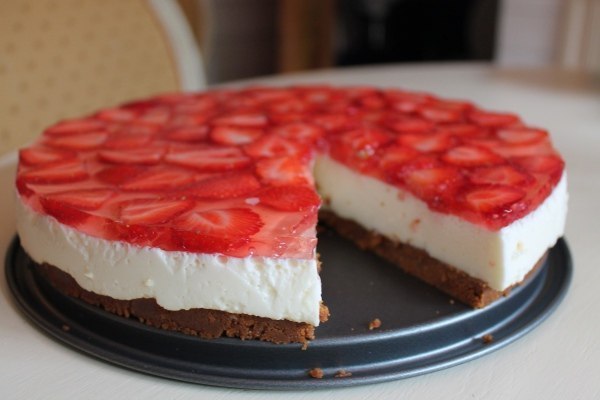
[{"x1": 14, "y1": 86, "x2": 567, "y2": 344}]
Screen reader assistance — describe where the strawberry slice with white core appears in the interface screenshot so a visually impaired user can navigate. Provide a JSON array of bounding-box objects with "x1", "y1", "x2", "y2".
[
  {"x1": 163, "y1": 126, "x2": 209, "y2": 142},
  {"x1": 469, "y1": 110, "x2": 519, "y2": 127},
  {"x1": 173, "y1": 208, "x2": 263, "y2": 253},
  {"x1": 377, "y1": 145, "x2": 419, "y2": 172},
  {"x1": 442, "y1": 145, "x2": 504, "y2": 167},
  {"x1": 244, "y1": 134, "x2": 309, "y2": 159},
  {"x1": 120, "y1": 167, "x2": 196, "y2": 191},
  {"x1": 20, "y1": 161, "x2": 88, "y2": 184},
  {"x1": 47, "y1": 131, "x2": 107, "y2": 150},
  {"x1": 119, "y1": 198, "x2": 194, "y2": 225},
  {"x1": 19, "y1": 147, "x2": 76, "y2": 166},
  {"x1": 464, "y1": 186, "x2": 526, "y2": 213},
  {"x1": 175, "y1": 208, "x2": 263, "y2": 237},
  {"x1": 401, "y1": 166, "x2": 462, "y2": 198},
  {"x1": 212, "y1": 113, "x2": 268, "y2": 127},
  {"x1": 256, "y1": 157, "x2": 312, "y2": 186},
  {"x1": 166, "y1": 146, "x2": 251, "y2": 171},
  {"x1": 99, "y1": 145, "x2": 165, "y2": 165},
  {"x1": 513, "y1": 155, "x2": 564, "y2": 177},
  {"x1": 44, "y1": 118, "x2": 104, "y2": 137},
  {"x1": 187, "y1": 171, "x2": 261, "y2": 199},
  {"x1": 497, "y1": 127, "x2": 548, "y2": 145},
  {"x1": 258, "y1": 185, "x2": 321, "y2": 212},
  {"x1": 210, "y1": 126, "x2": 264, "y2": 145},
  {"x1": 139, "y1": 107, "x2": 171, "y2": 125},
  {"x1": 42, "y1": 188, "x2": 116, "y2": 210},
  {"x1": 270, "y1": 122, "x2": 324, "y2": 143},
  {"x1": 469, "y1": 165, "x2": 532, "y2": 186},
  {"x1": 397, "y1": 132, "x2": 453, "y2": 153},
  {"x1": 418, "y1": 105, "x2": 462, "y2": 123}
]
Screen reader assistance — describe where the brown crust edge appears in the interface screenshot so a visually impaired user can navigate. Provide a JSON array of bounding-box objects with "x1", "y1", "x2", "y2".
[
  {"x1": 36, "y1": 262, "x2": 329, "y2": 345},
  {"x1": 319, "y1": 210, "x2": 547, "y2": 308}
]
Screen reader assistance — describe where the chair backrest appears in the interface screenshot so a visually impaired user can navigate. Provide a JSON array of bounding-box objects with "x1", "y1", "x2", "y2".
[{"x1": 0, "y1": 0, "x2": 204, "y2": 156}]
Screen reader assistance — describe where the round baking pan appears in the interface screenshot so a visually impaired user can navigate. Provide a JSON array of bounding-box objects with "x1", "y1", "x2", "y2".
[{"x1": 5, "y1": 228, "x2": 572, "y2": 390}]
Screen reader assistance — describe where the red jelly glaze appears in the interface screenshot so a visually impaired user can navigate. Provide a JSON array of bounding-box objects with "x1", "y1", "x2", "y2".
[{"x1": 16, "y1": 87, "x2": 565, "y2": 258}]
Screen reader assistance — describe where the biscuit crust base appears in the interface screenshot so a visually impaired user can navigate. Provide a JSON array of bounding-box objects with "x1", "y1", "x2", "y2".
[
  {"x1": 35, "y1": 262, "x2": 329, "y2": 345},
  {"x1": 319, "y1": 210, "x2": 546, "y2": 308}
]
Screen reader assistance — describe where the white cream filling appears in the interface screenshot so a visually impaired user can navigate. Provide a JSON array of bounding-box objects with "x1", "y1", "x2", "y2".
[
  {"x1": 15, "y1": 199, "x2": 323, "y2": 325},
  {"x1": 314, "y1": 155, "x2": 568, "y2": 291}
]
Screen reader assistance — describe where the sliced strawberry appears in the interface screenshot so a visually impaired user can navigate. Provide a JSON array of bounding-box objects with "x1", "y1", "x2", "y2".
[
  {"x1": 437, "y1": 123, "x2": 481, "y2": 137},
  {"x1": 166, "y1": 146, "x2": 251, "y2": 171},
  {"x1": 39, "y1": 197, "x2": 92, "y2": 225},
  {"x1": 258, "y1": 185, "x2": 321, "y2": 212},
  {"x1": 270, "y1": 122, "x2": 324, "y2": 143},
  {"x1": 212, "y1": 112, "x2": 268, "y2": 127},
  {"x1": 312, "y1": 113, "x2": 352, "y2": 131},
  {"x1": 469, "y1": 165, "x2": 532, "y2": 186},
  {"x1": 469, "y1": 110, "x2": 519, "y2": 127},
  {"x1": 441, "y1": 145, "x2": 504, "y2": 167},
  {"x1": 377, "y1": 145, "x2": 419, "y2": 173},
  {"x1": 44, "y1": 118, "x2": 104, "y2": 137},
  {"x1": 175, "y1": 208, "x2": 263, "y2": 236},
  {"x1": 244, "y1": 134, "x2": 310, "y2": 159},
  {"x1": 256, "y1": 157, "x2": 312, "y2": 186},
  {"x1": 42, "y1": 188, "x2": 115, "y2": 210},
  {"x1": 119, "y1": 198, "x2": 194, "y2": 225},
  {"x1": 464, "y1": 186, "x2": 526, "y2": 213},
  {"x1": 172, "y1": 208, "x2": 263, "y2": 253},
  {"x1": 497, "y1": 127, "x2": 548, "y2": 144},
  {"x1": 210, "y1": 126, "x2": 263, "y2": 145},
  {"x1": 513, "y1": 155, "x2": 564, "y2": 179},
  {"x1": 268, "y1": 98, "x2": 311, "y2": 114},
  {"x1": 102, "y1": 134, "x2": 153, "y2": 149},
  {"x1": 19, "y1": 147, "x2": 76, "y2": 166},
  {"x1": 120, "y1": 167, "x2": 196, "y2": 191},
  {"x1": 387, "y1": 117, "x2": 433, "y2": 134},
  {"x1": 139, "y1": 107, "x2": 171, "y2": 125},
  {"x1": 95, "y1": 165, "x2": 145, "y2": 185},
  {"x1": 163, "y1": 125, "x2": 209, "y2": 142},
  {"x1": 99, "y1": 145, "x2": 165, "y2": 165},
  {"x1": 418, "y1": 105, "x2": 462, "y2": 123},
  {"x1": 396, "y1": 132, "x2": 453, "y2": 153},
  {"x1": 337, "y1": 128, "x2": 392, "y2": 157},
  {"x1": 47, "y1": 131, "x2": 107, "y2": 150},
  {"x1": 95, "y1": 108, "x2": 137, "y2": 122},
  {"x1": 400, "y1": 165, "x2": 463, "y2": 200},
  {"x1": 186, "y1": 171, "x2": 261, "y2": 199},
  {"x1": 20, "y1": 161, "x2": 88, "y2": 184}
]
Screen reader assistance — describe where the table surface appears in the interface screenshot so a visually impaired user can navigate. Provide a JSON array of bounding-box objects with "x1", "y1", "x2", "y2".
[{"x1": 1, "y1": 63, "x2": 599, "y2": 399}]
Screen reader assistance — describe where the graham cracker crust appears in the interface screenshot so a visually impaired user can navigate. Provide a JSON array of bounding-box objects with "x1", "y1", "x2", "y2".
[
  {"x1": 319, "y1": 210, "x2": 546, "y2": 308},
  {"x1": 35, "y1": 262, "x2": 329, "y2": 345}
]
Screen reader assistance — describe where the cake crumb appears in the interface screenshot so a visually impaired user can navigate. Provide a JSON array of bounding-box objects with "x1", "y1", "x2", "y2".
[
  {"x1": 482, "y1": 334, "x2": 494, "y2": 344},
  {"x1": 62, "y1": 324, "x2": 70, "y2": 332},
  {"x1": 335, "y1": 369, "x2": 352, "y2": 378},
  {"x1": 449, "y1": 299, "x2": 455, "y2": 305},
  {"x1": 301, "y1": 341, "x2": 309, "y2": 351},
  {"x1": 410, "y1": 218, "x2": 421, "y2": 232},
  {"x1": 309, "y1": 368, "x2": 324, "y2": 379},
  {"x1": 368, "y1": 318, "x2": 381, "y2": 330}
]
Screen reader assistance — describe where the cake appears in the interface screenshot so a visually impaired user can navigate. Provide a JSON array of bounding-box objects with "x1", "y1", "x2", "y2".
[{"x1": 14, "y1": 86, "x2": 568, "y2": 344}]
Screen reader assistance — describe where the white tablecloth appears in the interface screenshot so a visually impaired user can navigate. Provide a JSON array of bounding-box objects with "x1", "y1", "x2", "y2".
[{"x1": 2, "y1": 63, "x2": 599, "y2": 399}]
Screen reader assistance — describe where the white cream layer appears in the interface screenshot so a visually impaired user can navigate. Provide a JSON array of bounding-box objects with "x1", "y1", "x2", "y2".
[
  {"x1": 15, "y1": 199, "x2": 323, "y2": 325},
  {"x1": 314, "y1": 155, "x2": 568, "y2": 291}
]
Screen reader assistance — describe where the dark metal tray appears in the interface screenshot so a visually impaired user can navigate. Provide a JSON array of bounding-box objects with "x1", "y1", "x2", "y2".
[{"x1": 5, "y1": 229, "x2": 571, "y2": 390}]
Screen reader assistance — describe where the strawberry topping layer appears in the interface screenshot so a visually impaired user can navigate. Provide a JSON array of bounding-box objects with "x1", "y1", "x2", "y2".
[{"x1": 16, "y1": 86, "x2": 565, "y2": 258}]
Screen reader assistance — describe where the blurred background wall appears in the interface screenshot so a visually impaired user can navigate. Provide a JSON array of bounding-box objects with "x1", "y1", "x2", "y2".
[{"x1": 178, "y1": 0, "x2": 600, "y2": 84}]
